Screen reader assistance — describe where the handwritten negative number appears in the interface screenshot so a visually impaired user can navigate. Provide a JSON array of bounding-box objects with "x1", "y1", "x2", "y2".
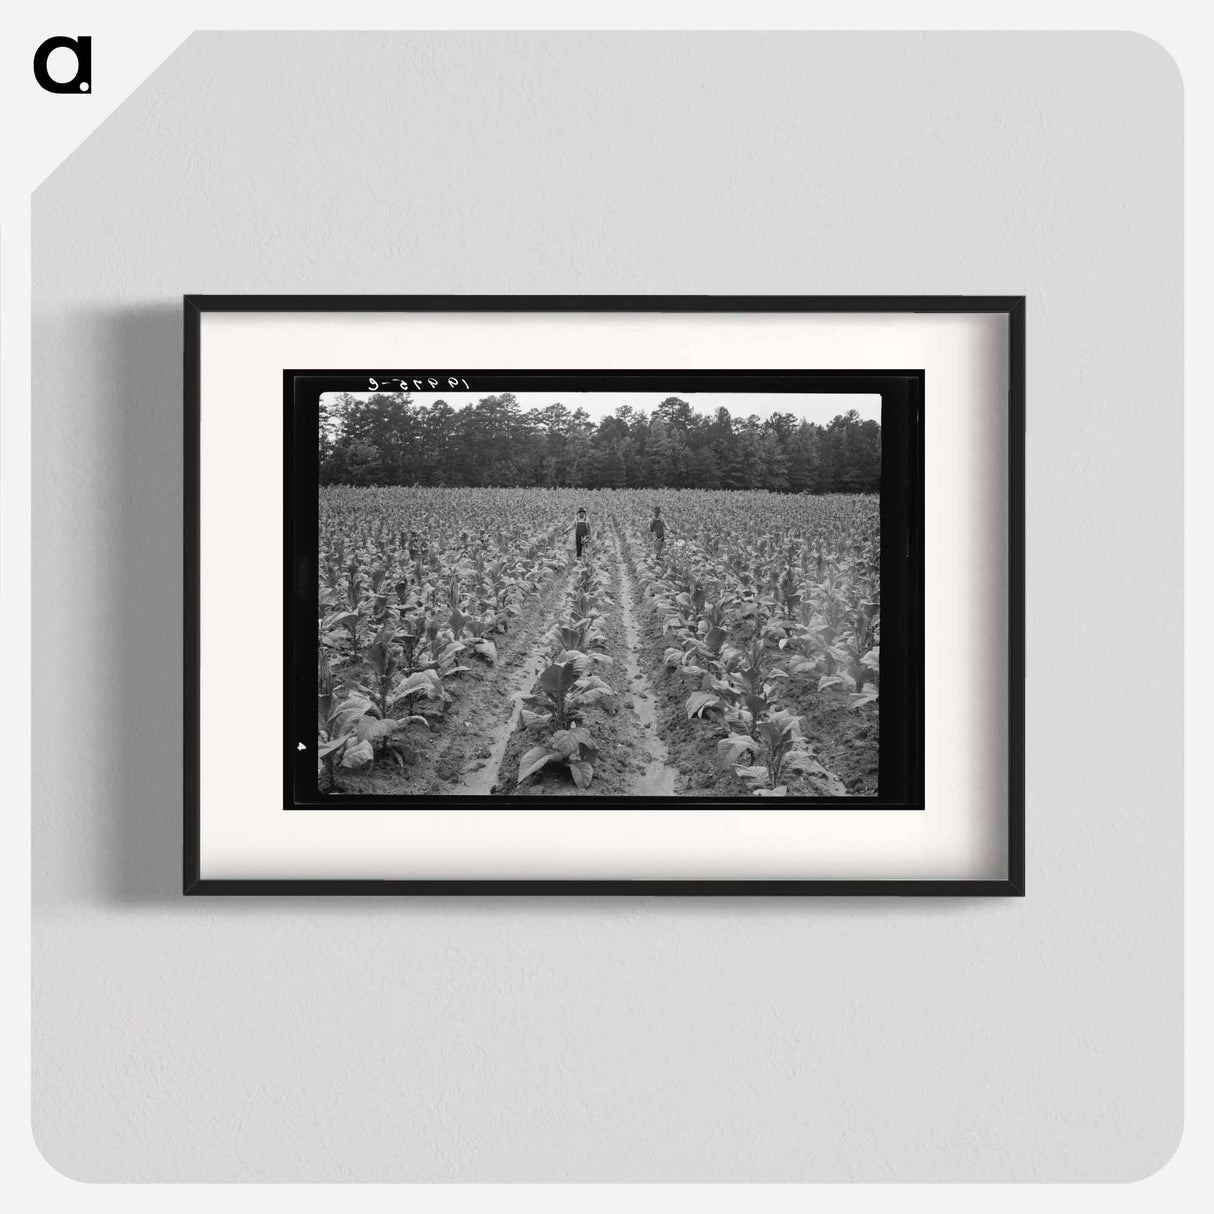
[{"x1": 367, "y1": 377, "x2": 470, "y2": 391}]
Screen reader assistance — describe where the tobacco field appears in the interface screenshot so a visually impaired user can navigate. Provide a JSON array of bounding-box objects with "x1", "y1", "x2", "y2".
[{"x1": 317, "y1": 486, "x2": 880, "y2": 798}]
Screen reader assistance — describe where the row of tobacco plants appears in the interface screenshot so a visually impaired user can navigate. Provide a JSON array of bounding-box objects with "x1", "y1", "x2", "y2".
[
  {"x1": 513, "y1": 549, "x2": 617, "y2": 790},
  {"x1": 618, "y1": 492, "x2": 880, "y2": 795},
  {"x1": 315, "y1": 486, "x2": 570, "y2": 788}
]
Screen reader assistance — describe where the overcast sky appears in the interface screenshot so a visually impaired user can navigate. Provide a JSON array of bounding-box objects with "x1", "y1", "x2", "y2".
[{"x1": 326, "y1": 391, "x2": 880, "y2": 426}]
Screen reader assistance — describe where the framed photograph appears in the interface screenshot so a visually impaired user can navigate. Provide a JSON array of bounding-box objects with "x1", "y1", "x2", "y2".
[{"x1": 185, "y1": 296, "x2": 1023, "y2": 895}]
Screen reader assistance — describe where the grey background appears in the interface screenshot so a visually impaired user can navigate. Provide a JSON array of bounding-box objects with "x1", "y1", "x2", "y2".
[{"x1": 32, "y1": 32, "x2": 1182, "y2": 1182}]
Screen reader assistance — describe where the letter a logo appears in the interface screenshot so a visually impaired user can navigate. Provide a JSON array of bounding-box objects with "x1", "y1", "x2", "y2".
[{"x1": 33, "y1": 35, "x2": 92, "y2": 94}]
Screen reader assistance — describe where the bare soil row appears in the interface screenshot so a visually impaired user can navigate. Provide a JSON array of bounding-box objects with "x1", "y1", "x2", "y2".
[{"x1": 493, "y1": 529, "x2": 681, "y2": 797}]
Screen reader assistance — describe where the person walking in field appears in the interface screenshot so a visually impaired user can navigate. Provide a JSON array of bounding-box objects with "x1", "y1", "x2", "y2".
[
  {"x1": 649, "y1": 505, "x2": 666, "y2": 557},
  {"x1": 572, "y1": 506, "x2": 592, "y2": 560}
]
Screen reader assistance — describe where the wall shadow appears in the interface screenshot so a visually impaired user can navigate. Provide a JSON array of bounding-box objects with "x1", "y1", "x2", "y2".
[{"x1": 84, "y1": 304, "x2": 185, "y2": 905}]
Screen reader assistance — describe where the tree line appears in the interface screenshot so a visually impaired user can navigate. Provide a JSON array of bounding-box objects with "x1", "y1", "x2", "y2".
[{"x1": 319, "y1": 393, "x2": 881, "y2": 493}]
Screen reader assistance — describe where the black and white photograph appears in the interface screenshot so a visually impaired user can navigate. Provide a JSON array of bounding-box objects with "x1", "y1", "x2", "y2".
[{"x1": 295, "y1": 369, "x2": 920, "y2": 805}]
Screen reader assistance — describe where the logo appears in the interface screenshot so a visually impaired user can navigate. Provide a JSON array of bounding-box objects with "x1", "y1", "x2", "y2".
[{"x1": 33, "y1": 35, "x2": 91, "y2": 94}]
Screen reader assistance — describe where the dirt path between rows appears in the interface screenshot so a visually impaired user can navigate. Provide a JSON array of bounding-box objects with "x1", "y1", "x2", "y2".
[
  {"x1": 459, "y1": 564, "x2": 579, "y2": 795},
  {"x1": 491, "y1": 522, "x2": 682, "y2": 797},
  {"x1": 608, "y1": 525, "x2": 680, "y2": 796}
]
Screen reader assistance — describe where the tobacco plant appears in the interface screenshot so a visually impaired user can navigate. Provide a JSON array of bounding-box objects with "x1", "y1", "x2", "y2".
[{"x1": 716, "y1": 709, "x2": 826, "y2": 796}]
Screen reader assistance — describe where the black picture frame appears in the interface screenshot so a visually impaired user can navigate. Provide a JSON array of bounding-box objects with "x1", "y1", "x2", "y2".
[{"x1": 184, "y1": 295, "x2": 1025, "y2": 897}]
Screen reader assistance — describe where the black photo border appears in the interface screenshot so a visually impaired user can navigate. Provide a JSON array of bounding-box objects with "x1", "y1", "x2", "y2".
[
  {"x1": 289, "y1": 369, "x2": 919, "y2": 811},
  {"x1": 184, "y1": 296, "x2": 1025, "y2": 896}
]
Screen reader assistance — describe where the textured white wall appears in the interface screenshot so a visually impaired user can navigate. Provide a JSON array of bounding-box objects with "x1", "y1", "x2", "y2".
[{"x1": 31, "y1": 32, "x2": 1182, "y2": 1181}]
